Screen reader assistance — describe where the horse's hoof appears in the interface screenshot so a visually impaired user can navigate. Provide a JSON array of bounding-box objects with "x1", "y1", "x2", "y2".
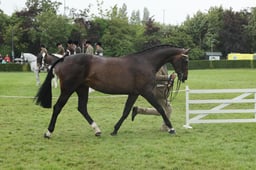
[
  {"x1": 110, "y1": 132, "x2": 117, "y2": 136},
  {"x1": 44, "y1": 133, "x2": 51, "y2": 139},
  {"x1": 95, "y1": 132, "x2": 101, "y2": 137},
  {"x1": 168, "y1": 129, "x2": 176, "y2": 135}
]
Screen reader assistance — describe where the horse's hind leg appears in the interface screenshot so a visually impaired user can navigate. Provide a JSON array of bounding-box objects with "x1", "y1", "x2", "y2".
[
  {"x1": 44, "y1": 91, "x2": 73, "y2": 138},
  {"x1": 76, "y1": 86, "x2": 101, "y2": 136},
  {"x1": 111, "y1": 94, "x2": 138, "y2": 136}
]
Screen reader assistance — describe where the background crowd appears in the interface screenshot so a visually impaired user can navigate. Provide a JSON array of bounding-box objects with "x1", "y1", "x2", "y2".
[
  {"x1": 0, "y1": 54, "x2": 11, "y2": 64},
  {"x1": 0, "y1": 40, "x2": 104, "y2": 64},
  {"x1": 56, "y1": 40, "x2": 104, "y2": 56}
]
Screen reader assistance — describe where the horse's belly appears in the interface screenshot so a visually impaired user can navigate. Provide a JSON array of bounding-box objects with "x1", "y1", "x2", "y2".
[{"x1": 89, "y1": 79, "x2": 134, "y2": 94}]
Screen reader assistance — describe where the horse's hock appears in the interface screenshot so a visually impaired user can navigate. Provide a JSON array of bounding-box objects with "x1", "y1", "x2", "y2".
[{"x1": 184, "y1": 86, "x2": 256, "y2": 128}]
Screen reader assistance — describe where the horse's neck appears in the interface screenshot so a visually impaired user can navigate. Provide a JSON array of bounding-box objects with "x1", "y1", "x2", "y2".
[
  {"x1": 26, "y1": 54, "x2": 37, "y2": 62},
  {"x1": 145, "y1": 48, "x2": 178, "y2": 70},
  {"x1": 46, "y1": 54, "x2": 59, "y2": 65}
]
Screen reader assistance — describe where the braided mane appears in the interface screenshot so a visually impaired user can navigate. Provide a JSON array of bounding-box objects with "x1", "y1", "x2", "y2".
[{"x1": 128, "y1": 44, "x2": 183, "y2": 56}]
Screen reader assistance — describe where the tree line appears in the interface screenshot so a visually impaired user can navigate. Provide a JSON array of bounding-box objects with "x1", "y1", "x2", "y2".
[{"x1": 0, "y1": 0, "x2": 256, "y2": 60}]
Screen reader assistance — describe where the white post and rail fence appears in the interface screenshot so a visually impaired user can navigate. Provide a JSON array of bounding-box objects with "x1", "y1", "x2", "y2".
[{"x1": 184, "y1": 86, "x2": 256, "y2": 128}]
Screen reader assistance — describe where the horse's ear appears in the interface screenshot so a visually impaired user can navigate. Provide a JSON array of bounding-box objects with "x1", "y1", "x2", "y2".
[{"x1": 185, "y1": 48, "x2": 190, "y2": 54}]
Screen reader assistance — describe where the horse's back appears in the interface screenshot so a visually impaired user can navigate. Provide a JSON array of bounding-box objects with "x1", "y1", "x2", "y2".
[{"x1": 55, "y1": 54, "x2": 154, "y2": 94}]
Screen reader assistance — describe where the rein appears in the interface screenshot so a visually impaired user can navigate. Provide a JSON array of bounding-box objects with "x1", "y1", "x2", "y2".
[
  {"x1": 168, "y1": 79, "x2": 181, "y2": 102},
  {"x1": 168, "y1": 53, "x2": 188, "y2": 102}
]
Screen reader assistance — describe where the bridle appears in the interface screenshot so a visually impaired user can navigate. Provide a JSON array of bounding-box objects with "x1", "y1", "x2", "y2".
[
  {"x1": 169, "y1": 53, "x2": 189, "y2": 101},
  {"x1": 177, "y1": 54, "x2": 188, "y2": 81}
]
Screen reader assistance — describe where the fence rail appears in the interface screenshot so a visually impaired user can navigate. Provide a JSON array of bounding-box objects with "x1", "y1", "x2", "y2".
[{"x1": 184, "y1": 86, "x2": 256, "y2": 128}]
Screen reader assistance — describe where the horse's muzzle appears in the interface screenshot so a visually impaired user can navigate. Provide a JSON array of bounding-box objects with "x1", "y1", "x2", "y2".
[
  {"x1": 178, "y1": 72, "x2": 187, "y2": 82},
  {"x1": 182, "y1": 76, "x2": 187, "y2": 82}
]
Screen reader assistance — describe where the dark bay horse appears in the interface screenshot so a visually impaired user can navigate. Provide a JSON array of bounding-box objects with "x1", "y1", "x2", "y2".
[{"x1": 35, "y1": 45, "x2": 189, "y2": 138}]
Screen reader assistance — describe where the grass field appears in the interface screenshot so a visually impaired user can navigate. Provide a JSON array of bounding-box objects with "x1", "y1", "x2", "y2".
[{"x1": 0, "y1": 69, "x2": 256, "y2": 170}]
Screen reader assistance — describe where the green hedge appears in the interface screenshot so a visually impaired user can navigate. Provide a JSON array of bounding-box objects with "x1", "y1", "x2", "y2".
[
  {"x1": 167, "y1": 60, "x2": 256, "y2": 70},
  {"x1": 0, "y1": 63, "x2": 31, "y2": 72},
  {"x1": 0, "y1": 60, "x2": 255, "y2": 72}
]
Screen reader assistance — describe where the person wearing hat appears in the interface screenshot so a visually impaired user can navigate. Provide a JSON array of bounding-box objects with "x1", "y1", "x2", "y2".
[
  {"x1": 56, "y1": 43, "x2": 65, "y2": 55},
  {"x1": 74, "y1": 40, "x2": 82, "y2": 54},
  {"x1": 95, "y1": 42, "x2": 104, "y2": 56},
  {"x1": 85, "y1": 40, "x2": 94, "y2": 55},
  {"x1": 65, "y1": 40, "x2": 75, "y2": 56}
]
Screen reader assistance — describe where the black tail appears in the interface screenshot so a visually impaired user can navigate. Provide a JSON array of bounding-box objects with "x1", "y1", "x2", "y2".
[{"x1": 34, "y1": 58, "x2": 64, "y2": 108}]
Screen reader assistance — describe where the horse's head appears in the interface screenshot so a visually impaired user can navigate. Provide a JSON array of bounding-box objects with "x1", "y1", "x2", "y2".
[
  {"x1": 20, "y1": 53, "x2": 26, "y2": 61},
  {"x1": 172, "y1": 49, "x2": 189, "y2": 82}
]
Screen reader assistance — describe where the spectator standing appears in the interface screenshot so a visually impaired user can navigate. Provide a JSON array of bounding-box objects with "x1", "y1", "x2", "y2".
[
  {"x1": 95, "y1": 42, "x2": 104, "y2": 56},
  {"x1": 4, "y1": 54, "x2": 11, "y2": 63},
  {"x1": 85, "y1": 40, "x2": 94, "y2": 55},
  {"x1": 40, "y1": 45, "x2": 48, "y2": 54},
  {"x1": 65, "y1": 40, "x2": 75, "y2": 56},
  {"x1": 74, "y1": 40, "x2": 82, "y2": 54},
  {"x1": 56, "y1": 43, "x2": 65, "y2": 55},
  {"x1": 39, "y1": 45, "x2": 48, "y2": 69}
]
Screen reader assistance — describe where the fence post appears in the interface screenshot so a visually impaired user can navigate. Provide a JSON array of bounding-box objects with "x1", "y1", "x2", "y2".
[
  {"x1": 184, "y1": 86, "x2": 192, "y2": 128},
  {"x1": 255, "y1": 91, "x2": 256, "y2": 119}
]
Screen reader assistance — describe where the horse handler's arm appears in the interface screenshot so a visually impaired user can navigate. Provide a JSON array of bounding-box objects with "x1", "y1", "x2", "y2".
[{"x1": 156, "y1": 75, "x2": 169, "y2": 81}]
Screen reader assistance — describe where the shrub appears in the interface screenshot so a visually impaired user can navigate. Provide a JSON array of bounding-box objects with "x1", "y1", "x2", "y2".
[{"x1": 0, "y1": 63, "x2": 30, "y2": 72}]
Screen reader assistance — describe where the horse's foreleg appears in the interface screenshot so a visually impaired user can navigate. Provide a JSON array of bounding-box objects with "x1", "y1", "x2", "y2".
[
  {"x1": 111, "y1": 94, "x2": 138, "y2": 136},
  {"x1": 34, "y1": 69, "x2": 40, "y2": 86},
  {"x1": 76, "y1": 87, "x2": 101, "y2": 136},
  {"x1": 44, "y1": 92, "x2": 72, "y2": 138},
  {"x1": 143, "y1": 93, "x2": 176, "y2": 134}
]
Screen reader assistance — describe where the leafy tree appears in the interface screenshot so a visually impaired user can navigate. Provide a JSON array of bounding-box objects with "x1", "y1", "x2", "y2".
[
  {"x1": 25, "y1": 0, "x2": 61, "y2": 14},
  {"x1": 143, "y1": 17, "x2": 161, "y2": 48},
  {"x1": 2, "y1": 15, "x2": 29, "y2": 57},
  {"x1": 101, "y1": 18, "x2": 136, "y2": 56},
  {"x1": 7, "y1": 0, "x2": 63, "y2": 55},
  {"x1": 1, "y1": 0, "x2": 256, "y2": 61},
  {"x1": 99, "y1": 4, "x2": 138, "y2": 56},
  {"x1": 183, "y1": 11, "x2": 208, "y2": 49},
  {"x1": 219, "y1": 9, "x2": 250, "y2": 56},
  {"x1": 130, "y1": 10, "x2": 141, "y2": 25},
  {"x1": 142, "y1": 7, "x2": 150, "y2": 23},
  {"x1": 35, "y1": 11, "x2": 72, "y2": 52},
  {"x1": 161, "y1": 25, "x2": 202, "y2": 59},
  {"x1": 204, "y1": 6, "x2": 224, "y2": 52},
  {"x1": 0, "y1": 11, "x2": 10, "y2": 45},
  {"x1": 245, "y1": 7, "x2": 256, "y2": 52},
  {"x1": 118, "y1": 3, "x2": 128, "y2": 21}
]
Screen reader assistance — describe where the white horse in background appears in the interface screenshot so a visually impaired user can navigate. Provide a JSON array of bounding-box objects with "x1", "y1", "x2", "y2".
[
  {"x1": 21, "y1": 52, "x2": 58, "y2": 87},
  {"x1": 21, "y1": 53, "x2": 41, "y2": 86}
]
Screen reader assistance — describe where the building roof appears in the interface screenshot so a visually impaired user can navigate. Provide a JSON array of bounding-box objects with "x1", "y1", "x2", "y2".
[{"x1": 205, "y1": 52, "x2": 222, "y2": 56}]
